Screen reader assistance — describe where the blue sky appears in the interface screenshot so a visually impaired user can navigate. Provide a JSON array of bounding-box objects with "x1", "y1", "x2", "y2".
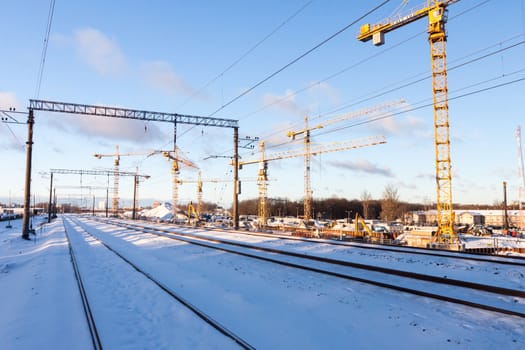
[{"x1": 1, "y1": 0, "x2": 525, "y2": 209}]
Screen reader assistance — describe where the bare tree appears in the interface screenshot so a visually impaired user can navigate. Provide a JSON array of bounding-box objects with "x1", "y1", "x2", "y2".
[
  {"x1": 380, "y1": 183, "x2": 399, "y2": 222},
  {"x1": 360, "y1": 190, "x2": 372, "y2": 219}
]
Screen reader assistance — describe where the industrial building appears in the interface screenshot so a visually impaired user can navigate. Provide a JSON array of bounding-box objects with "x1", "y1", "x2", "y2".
[{"x1": 405, "y1": 209, "x2": 524, "y2": 228}]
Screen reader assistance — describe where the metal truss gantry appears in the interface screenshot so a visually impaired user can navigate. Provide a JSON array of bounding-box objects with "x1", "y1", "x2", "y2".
[{"x1": 21, "y1": 99, "x2": 240, "y2": 238}]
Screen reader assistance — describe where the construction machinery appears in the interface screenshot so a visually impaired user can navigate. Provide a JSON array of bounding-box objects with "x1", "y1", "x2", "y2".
[
  {"x1": 238, "y1": 136, "x2": 386, "y2": 228},
  {"x1": 187, "y1": 201, "x2": 199, "y2": 225},
  {"x1": 357, "y1": 0, "x2": 458, "y2": 244},
  {"x1": 354, "y1": 213, "x2": 373, "y2": 240}
]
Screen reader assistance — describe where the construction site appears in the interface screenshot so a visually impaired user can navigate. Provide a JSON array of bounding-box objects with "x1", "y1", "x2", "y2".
[
  {"x1": 3, "y1": 3, "x2": 525, "y2": 348},
  {"x1": 2, "y1": 1, "x2": 525, "y2": 253}
]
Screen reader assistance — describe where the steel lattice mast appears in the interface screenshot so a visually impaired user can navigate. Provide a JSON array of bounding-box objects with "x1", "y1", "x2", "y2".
[
  {"x1": 257, "y1": 141, "x2": 269, "y2": 227},
  {"x1": 357, "y1": 0, "x2": 458, "y2": 245}
]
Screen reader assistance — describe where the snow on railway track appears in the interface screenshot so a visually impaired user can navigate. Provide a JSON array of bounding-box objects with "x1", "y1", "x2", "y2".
[
  {"x1": 59, "y1": 215, "x2": 525, "y2": 348},
  {"x1": 62, "y1": 217, "x2": 250, "y2": 349},
  {"x1": 84, "y1": 217, "x2": 525, "y2": 319}
]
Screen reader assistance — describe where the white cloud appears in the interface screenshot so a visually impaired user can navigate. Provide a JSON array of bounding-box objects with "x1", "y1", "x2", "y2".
[
  {"x1": 261, "y1": 89, "x2": 308, "y2": 117},
  {"x1": 369, "y1": 113, "x2": 428, "y2": 137},
  {"x1": 357, "y1": 100, "x2": 429, "y2": 138},
  {"x1": 327, "y1": 159, "x2": 393, "y2": 177},
  {"x1": 0, "y1": 92, "x2": 20, "y2": 110},
  {"x1": 141, "y1": 61, "x2": 198, "y2": 98},
  {"x1": 0, "y1": 92, "x2": 25, "y2": 152},
  {"x1": 73, "y1": 28, "x2": 127, "y2": 75},
  {"x1": 307, "y1": 81, "x2": 341, "y2": 105},
  {"x1": 46, "y1": 114, "x2": 165, "y2": 143}
]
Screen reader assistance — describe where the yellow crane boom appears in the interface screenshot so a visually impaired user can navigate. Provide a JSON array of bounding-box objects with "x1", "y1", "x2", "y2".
[
  {"x1": 240, "y1": 136, "x2": 386, "y2": 166},
  {"x1": 93, "y1": 145, "x2": 156, "y2": 216},
  {"x1": 238, "y1": 136, "x2": 386, "y2": 226},
  {"x1": 357, "y1": 0, "x2": 458, "y2": 245},
  {"x1": 154, "y1": 148, "x2": 199, "y2": 221},
  {"x1": 94, "y1": 146, "x2": 199, "y2": 221},
  {"x1": 286, "y1": 100, "x2": 403, "y2": 222}
]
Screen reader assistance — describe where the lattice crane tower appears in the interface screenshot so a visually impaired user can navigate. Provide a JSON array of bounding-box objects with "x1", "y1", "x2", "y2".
[
  {"x1": 357, "y1": 0, "x2": 458, "y2": 244},
  {"x1": 257, "y1": 141, "x2": 269, "y2": 227},
  {"x1": 94, "y1": 145, "x2": 154, "y2": 216},
  {"x1": 287, "y1": 100, "x2": 404, "y2": 222},
  {"x1": 240, "y1": 136, "x2": 387, "y2": 227}
]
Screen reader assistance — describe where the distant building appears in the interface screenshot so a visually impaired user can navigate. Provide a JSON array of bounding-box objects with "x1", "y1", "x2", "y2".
[
  {"x1": 406, "y1": 209, "x2": 523, "y2": 227},
  {"x1": 457, "y1": 211, "x2": 484, "y2": 225}
]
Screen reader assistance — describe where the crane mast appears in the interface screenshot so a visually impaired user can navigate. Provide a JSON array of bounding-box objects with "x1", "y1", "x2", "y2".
[
  {"x1": 257, "y1": 141, "x2": 269, "y2": 227},
  {"x1": 287, "y1": 116, "x2": 322, "y2": 221},
  {"x1": 95, "y1": 146, "x2": 198, "y2": 221},
  {"x1": 240, "y1": 136, "x2": 386, "y2": 227},
  {"x1": 287, "y1": 101, "x2": 403, "y2": 222},
  {"x1": 158, "y1": 149, "x2": 199, "y2": 221},
  {"x1": 358, "y1": 0, "x2": 458, "y2": 244},
  {"x1": 197, "y1": 170, "x2": 203, "y2": 216}
]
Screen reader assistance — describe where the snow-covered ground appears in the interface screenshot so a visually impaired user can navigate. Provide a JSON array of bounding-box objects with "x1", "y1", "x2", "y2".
[{"x1": 1, "y1": 215, "x2": 525, "y2": 349}]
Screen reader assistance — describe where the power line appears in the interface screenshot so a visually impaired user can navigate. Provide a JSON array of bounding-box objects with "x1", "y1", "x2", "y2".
[
  {"x1": 253, "y1": 35, "x2": 525, "y2": 146},
  {"x1": 322, "y1": 38, "x2": 525, "y2": 117},
  {"x1": 315, "y1": 73, "x2": 525, "y2": 137},
  {"x1": 238, "y1": 0, "x2": 495, "y2": 124},
  {"x1": 224, "y1": 69, "x2": 525, "y2": 160},
  {"x1": 177, "y1": 0, "x2": 314, "y2": 111},
  {"x1": 35, "y1": 0, "x2": 56, "y2": 99},
  {"x1": 206, "y1": 0, "x2": 392, "y2": 117}
]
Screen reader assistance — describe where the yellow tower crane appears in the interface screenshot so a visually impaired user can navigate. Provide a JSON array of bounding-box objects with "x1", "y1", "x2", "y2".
[
  {"x1": 239, "y1": 136, "x2": 387, "y2": 228},
  {"x1": 154, "y1": 148, "x2": 199, "y2": 222},
  {"x1": 357, "y1": 0, "x2": 458, "y2": 244},
  {"x1": 257, "y1": 141, "x2": 269, "y2": 228},
  {"x1": 287, "y1": 100, "x2": 404, "y2": 223},
  {"x1": 179, "y1": 175, "x2": 262, "y2": 221},
  {"x1": 94, "y1": 145, "x2": 154, "y2": 216}
]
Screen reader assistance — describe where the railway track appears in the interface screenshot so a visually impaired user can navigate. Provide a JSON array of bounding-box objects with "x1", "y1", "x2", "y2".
[
  {"x1": 81, "y1": 216, "x2": 525, "y2": 319},
  {"x1": 62, "y1": 216, "x2": 254, "y2": 349},
  {"x1": 109, "y1": 217, "x2": 525, "y2": 266}
]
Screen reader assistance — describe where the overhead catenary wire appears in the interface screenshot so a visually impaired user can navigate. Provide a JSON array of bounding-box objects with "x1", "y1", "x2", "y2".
[
  {"x1": 206, "y1": 0, "x2": 392, "y2": 118},
  {"x1": 177, "y1": 0, "x2": 314, "y2": 111},
  {"x1": 197, "y1": 0, "x2": 502, "y2": 160},
  {"x1": 173, "y1": 1, "x2": 314, "y2": 144},
  {"x1": 35, "y1": 0, "x2": 56, "y2": 99},
  {"x1": 216, "y1": 67, "x2": 525, "y2": 162},
  {"x1": 315, "y1": 73, "x2": 525, "y2": 137},
  {"x1": 251, "y1": 33, "x2": 525, "y2": 147},
  {"x1": 237, "y1": 0, "x2": 494, "y2": 125}
]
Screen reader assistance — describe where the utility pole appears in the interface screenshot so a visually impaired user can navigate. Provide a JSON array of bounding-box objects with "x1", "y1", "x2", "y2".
[
  {"x1": 233, "y1": 127, "x2": 239, "y2": 230},
  {"x1": 132, "y1": 174, "x2": 138, "y2": 220},
  {"x1": 22, "y1": 109, "x2": 35, "y2": 240},
  {"x1": 47, "y1": 172, "x2": 53, "y2": 223},
  {"x1": 503, "y1": 181, "x2": 510, "y2": 232}
]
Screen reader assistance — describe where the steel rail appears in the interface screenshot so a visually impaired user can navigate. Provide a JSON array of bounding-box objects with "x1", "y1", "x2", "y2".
[
  {"x1": 66, "y1": 217, "x2": 254, "y2": 350},
  {"x1": 61, "y1": 220, "x2": 103, "y2": 350},
  {"x1": 180, "y1": 222, "x2": 525, "y2": 266},
  {"x1": 92, "y1": 217, "x2": 525, "y2": 319}
]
